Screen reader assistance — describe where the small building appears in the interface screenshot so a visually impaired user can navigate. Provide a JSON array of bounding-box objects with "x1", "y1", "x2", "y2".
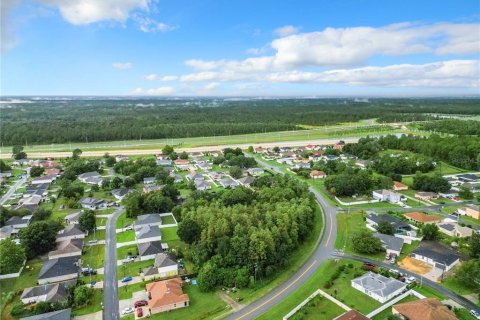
[
  {"x1": 366, "y1": 212, "x2": 411, "y2": 233},
  {"x1": 156, "y1": 159, "x2": 173, "y2": 166},
  {"x1": 115, "y1": 155, "x2": 129, "y2": 162},
  {"x1": 38, "y1": 257, "x2": 79, "y2": 284},
  {"x1": 79, "y1": 197, "x2": 107, "y2": 210},
  {"x1": 5, "y1": 215, "x2": 32, "y2": 230},
  {"x1": 187, "y1": 172, "x2": 204, "y2": 182},
  {"x1": 111, "y1": 188, "x2": 132, "y2": 201},
  {"x1": 372, "y1": 189, "x2": 401, "y2": 203},
  {"x1": 219, "y1": 177, "x2": 239, "y2": 189},
  {"x1": 310, "y1": 170, "x2": 327, "y2": 179},
  {"x1": 438, "y1": 190, "x2": 459, "y2": 199},
  {"x1": 0, "y1": 225, "x2": 19, "y2": 241},
  {"x1": 334, "y1": 310, "x2": 370, "y2": 320},
  {"x1": 411, "y1": 241, "x2": 460, "y2": 272},
  {"x1": 237, "y1": 176, "x2": 255, "y2": 187},
  {"x1": 194, "y1": 180, "x2": 211, "y2": 191},
  {"x1": 146, "y1": 278, "x2": 189, "y2": 314},
  {"x1": 154, "y1": 253, "x2": 179, "y2": 278},
  {"x1": 20, "y1": 308, "x2": 71, "y2": 320},
  {"x1": 136, "y1": 225, "x2": 162, "y2": 244},
  {"x1": 144, "y1": 177, "x2": 156, "y2": 185},
  {"x1": 393, "y1": 181, "x2": 408, "y2": 191},
  {"x1": 56, "y1": 224, "x2": 86, "y2": 242},
  {"x1": 197, "y1": 163, "x2": 212, "y2": 171},
  {"x1": 392, "y1": 298, "x2": 457, "y2": 320},
  {"x1": 355, "y1": 160, "x2": 372, "y2": 169},
  {"x1": 143, "y1": 185, "x2": 163, "y2": 194},
  {"x1": 21, "y1": 281, "x2": 74, "y2": 304},
  {"x1": 207, "y1": 171, "x2": 224, "y2": 181},
  {"x1": 373, "y1": 233, "x2": 404, "y2": 256},
  {"x1": 64, "y1": 212, "x2": 82, "y2": 225},
  {"x1": 138, "y1": 241, "x2": 165, "y2": 261},
  {"x1": 247, "y1": 168, "x2": 264, "y2": 176},
  {"x1": 30, "y1": 174, "x2": 57, "y2": 185},
  {"x1": 48, "y1": 239, "x2": 83, "y2": 260},
  {"x1": 415, "y1": 191, "x2": 438, "y2": 201},
  {"x1": 404, "y1": 212, "x2": 441, "y2": 225},
  {"x1": 437, "y1": 222, "x2": 473, "y2": 238},
  {"x1": 456, "y1": 174, "x2": 479, "y2": 183},
  {"x1": 351, "y1": 271, "x2": 406, "y2": 303},
  {"x1": 77, "y1": 172, "x2": 103, "y2": 186},
  {"x1": 465, "y1": 204, "x2": 480, "y2": 220},
  {"x1": 135, "y1": 214, "x2": 162, "y2": 228},
  {"x1": 170, "y1": 173, "x2": 183, "y2": 183}
]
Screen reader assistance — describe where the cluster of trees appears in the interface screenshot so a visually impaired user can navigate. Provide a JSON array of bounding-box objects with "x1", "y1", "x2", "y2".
[
  {"x1": 5, "y1": 98, "x2": 478, "y2": 145},
  {"x1": 177, "y1": 175, "x2": 316, "y2": 292},
  {"x1": 351, "y1": 230, "x2": 384, "y2": 254},
  {"x1": 372, "y1": 153, "x2": 435, "y2": 178},
  {"x1": 30, "y1": 166, "x2": 45, "y2": 177},
  {"x1": 455, "y1": 234, "x2": 480, "y2": 296},
  {"x1": 19, "y1": 220, "x2": 64, "y2": 258},
  {"x1": 0, "y1": 238, "x2": 26, "y2": 274},
  {"x1": 214, "y1": 148, "x2": 257, "y2": 169},
  {"x1": 113, "y1": 158, "x2": 171, "y2": 185},
  {"x1": 324, "y1": 168, "x2": 392, "y2": 197},
  {"x1": 0, "y1": 160, "x2": 11, "y2": 173},
  {"x1": 12, "y1": 145, "x2": 27, "y2": 160},
  {"x1": 123, "y1": 186, "x2": 179, "y2": 218},
  {"x1": 412, "y1": 174, "x2": 451, "y2": 193},
  {"x1": 420, "y1": 119, "x2": 480, "y2": 136}
]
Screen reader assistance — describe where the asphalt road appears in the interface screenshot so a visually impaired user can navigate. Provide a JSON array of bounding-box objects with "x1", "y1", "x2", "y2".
[
  {"x1": 225, "y1": 158, "x2": 338, "y2": 320},
  {"x1": 336, "y1": 253, "x2": 480, "y2": 313},
  {"x1": 103, "y1": 207, "x2": 123, "y2": 320},
  {"x1": 0, "y1": 168, "x2": 29, "y2": 205}
]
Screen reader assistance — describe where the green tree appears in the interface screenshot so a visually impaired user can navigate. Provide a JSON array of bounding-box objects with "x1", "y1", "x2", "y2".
[
  {"x1": 111, "y1": 177, "x2": 123, "y2": 189},
  {"x1": 351, "y1": 230, "x2": 384, "y2": 254},
  {"x1": 19, "y1": 221, "x2": 63, "y2": 258},
  {"x1": 72, "y1": 148, "x2": 83, "y2": 159},
  {"x1": 169, "y1": 151, "x2": 178, "y2": 160},
  {"x1": 459, "y1": 187, "x2": 474, "y2": 200},
  {"x1": 30, "y1": 167, "x2": 45, "y2": 177},
  {"x1": 32, "y1": 207, "x2": 52, "y2": 221},
  {"x1": 0, "y1": 238, "x2": 26, "y2": 274},
  {"x1": 229, "y1": 166, "x2": 243, "y2": 179},
  {"x1": 469, "y1": 233, "x2": 480, "y2": 258},
  {"x1": 422, "y1": 224, "x2": 440, "y2": 240},
  {"x1": 375, "y1": 221, "x2": 395, "y2": 235},
  {"x1": 105, "y1": 155, "x2": 116, "y2": 167},
  {"x1": 162, "y1": 145, "x2": 174, "y2": 155},
  {"x1": 0, "y1": 160, "x2": 12, "y2": 172},
  {"x1": 79, "y1": 210, "x2": 96, "y2": 233},
  {"x1": 247, "y1": 146, "x2": 254, "y2": 153},
  {"x1": 74, "y1": 286, "x2": 94, "y2": 307},
  {"x1": 456, "y1": 259, "x2": 480, "y2": 295},
  {"x1": 177, "y1": 218, "x2": 201, "y2": 244},
  {"x1": 179, "y1": 151, "x2": 189, "y2": 160}
]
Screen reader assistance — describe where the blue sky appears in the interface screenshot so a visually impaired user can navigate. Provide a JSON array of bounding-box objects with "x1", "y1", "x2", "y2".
[{"x1": 2, "y1": 0, "x2": 479, "y2": 96}]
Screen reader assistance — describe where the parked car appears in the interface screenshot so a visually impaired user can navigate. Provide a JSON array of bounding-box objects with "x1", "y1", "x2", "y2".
[
  {"x1": 136, "y1": 308, "x2": 143, "y2": 317},
  {"x1": 134, "y1": 300, "x2": 148, "y2": 308},
  {"x1": 121, "y1": 276, "x2": 132, "y2": 283},
  {"x1": 405, "y1": 276, "x2": 416, "y2": 284},
  {"x1": 122, "y1": 307, "x2": 134, "y2": 315},
  {"x1": 124, "y1": 225, "x2": 133, "y2": 231},
  {"x1": 126, "y1": 256, "x2": 135, "y2": 262},
  {"x1": 88, "y1": 240, "x2": 98, "y2": 244},
  {"x1": 471, "y1": 310, "x2": 480, "y2": 320},
  {"x1": 82, "y1": 269, "x2": 97, "y2": 276}
]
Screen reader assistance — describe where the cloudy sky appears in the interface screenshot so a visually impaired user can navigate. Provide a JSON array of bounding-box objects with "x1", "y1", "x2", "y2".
[{"x1": 2, "y1": 0, "x2": 479, "y2": 96}]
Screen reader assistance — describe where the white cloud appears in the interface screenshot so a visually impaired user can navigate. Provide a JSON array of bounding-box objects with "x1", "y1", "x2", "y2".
[
  {"x1": 204, "y1": 82, "x2": 220, "y2": 90},
  {"x1": 113, "y1": 62, "x2": 132, "y2": 69},
  {"x1": 144, "y1": 74, "x2": 159, "y2": 81},
  {"x1": 1, "y1": 0, "x2": 20, "y2": 52},
  {"x1": 273, "y1": 25, "x2": 300, "y2": 37},
  {"x1": 134, "y1": 16, "x2": 176, "y2": 33},
  {"x1": 146, "y1": 86, "x2": 176, "y2": 95},
  {"x1": 40, "y1": 0, "x2": 149, "y2": 25},
  {"x1": 144, "y1": 74, "x2": 178, "y2": 81}
]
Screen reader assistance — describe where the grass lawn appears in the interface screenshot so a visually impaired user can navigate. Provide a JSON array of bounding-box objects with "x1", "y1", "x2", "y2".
[
  {"x1": 92, "y1": 190, "x2": 115, "y2": 201},
  {"x1": 95, "y1": 208, "x2": 115, "y2": 215},
  {"x1": 161, "y1": 226, "x2": 179, "y2": 242},
  {"x1": 117, "y1": 244, "x2": 139, "y2": 259},
  {"x1": 456, "y1": 308, "x2": 477, "y2": 320},
  {"x1": 289, "y1": 295, "x2": 344, "y2": 320},
  {"x1": 118, "y1": 281, "x2": 147, "y2": 300},
  {"x1": 140, "y1": 285, "x2": 229, "y2": 320},
  {"x1": 442, "y1": 268, "x2": 474, "y2": 295},
  {"x1": 413, "y1": 285, "x2": 447, "y2": 300},
  {"x1": 85, "y1": 229, "x2": 106, "y2": 241},
  {"x1": 161, "y1": 214, "x2": 176, "y2": 225},
  {"x1": 398, "y1": 241, "x2": 420, "y2": 260},
  {"x1": 72, "y1": 288, "x2": 103, "y2": 316},
  {"x1": 0, "y1": 259, "x2": 42, "y2": 310},
  {"x1": 82, "y1": 244, "x2": 105, "y2": 269},
  {"x1": 117, "y1": 230, "x2": 135, "y2": 243},
  {"x1": 258, "y1": 259, "x2": 381, "y2": 319},
  {"x1": 117, "y1": 260, "x2": 155, "y2": 280},
  {"x1": 116, "y1": 211, "x2": 135, "y2": 229},
  {"x1": 371, "y1": 295, "x2": 418, "y2": 320},
  {"x1": 96, "y1": 217, "x2": 108, "y2": 227}
]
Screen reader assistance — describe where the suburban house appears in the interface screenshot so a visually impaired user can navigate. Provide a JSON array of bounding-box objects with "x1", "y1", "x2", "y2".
[
  {"x1": 372, "y1": 189, "x2": 401, "y2": 203},
  {"x1": 187, "y1": 172, "x2": 204, "y2": 181},
  {"x1": 355, "y1": 160, "x2": 372, "y2": 169},
  {"x1": 373, "y1": 233, "x2": 404, "y2": 256},
  {"x1": 393, "y1": 181, "x2": 408, "y2": 191},
  {"x1": 156, "y1": 159, "x2": 173, "y2": 166},
  {"x1": 20, "y1": 308, "x2": 72, "y2": 320},
  {"x1": 334, "y1": 310, "x2": 370, "y2": 320},
  {"x1": 138, "y1": 241, "x2": 165, "y2": 261},
  {"x1": 135, "y1": 214, "x2": 162, "y2": 228},
  {"x1": 143, "y1": 185, "x2": 163, "y2": 194},
  {"x1": 44, "y1": 168, "x2": 61, "y2": 176},
  {"x1": 194, "y1": 180, "x2": 211, "y2": 191},
  {"x1": 170, "y1": 174, "x2": 183, "y2": 183},
  {"x1": 135, "y1": 225, "x2": 162, "y2": 243},
  {"x1": 146, "y1": 278, "x2": 189, "y2": 314},
  {"x1": 207, "y1": 171, "x2": 224, "y2": 181},
  {"x1": 310, "y1": 170, "x2": 327, "y2": 179},
  {"x1": 77, "y1": 172, "x2": 103, "y2": 186},
  {"x1": 16, "y1": 195, "x2": 42, "y2": 211},
  {"x1": 111, "y1": 188, "x2": 132, "y2": 201},
  {"x1": 56, "y1": 225, "x2": 86, "y2": 242},
  {"x1": 30, "y1": 174, "x2": 57, "y2": 185},
  {"x1": 12, "y1": 159, "x2": 29, "y2": 166},
  {"x1": 404, "y1": 212, "x2": 442, "y2": 224},
  {"x1": 0, "y1": 225, "x2": 19, "y2": 241},
  {"x1": 79, "y1": 197, "x2": 107, "y2": 210},
  {"x1": 48, "y1": 239, "x2": 83, "y2": 260},
  {"x1": 437, "y1": 222, "x2": 473, "y2": 238},
  {"x1": 392, "y1": 298, "x2": 457, "y2": 320},
  {"x1": 115, "y1": 155, "x2": 129, "y2": 162},
  {"x1": 220, "y1": 177, "x2": 239, "y2": 189},
  {"x1": 21, "y1": 281, "x2": 74, "y2": 304},
  {"x1": 143, "y1": 177, "x2": 156, "y2": 185},
  {"x1": 197, "y1": 163, "x2": 212, "y2": 171},
  {"x1": 155, "y1": 253, "x2": 179, "y2": 278},
  {"x1": 24, "y1": 183, "x2": 49, "y2": 199},
  {"x1": 464, "y1": 204, "x2": 480, "y2": 220},
  {"x1": 351, "y1": 271, "x2": 406, "y2": 303},
  {"x1": 173, "y1": 159, "x2": 190, "y2": 171},
  {"x1": 366, "y1": 212, "x2": 411, "y2": 233},
  {"x1": 64, "y1": 211, "x2": 82, "y2": 225},
  {"x1": 411, "y1": 241, "x2": 460, "y2": 271},
  {"x1": 438, "y1": 190, "x2": 459, "y2": 199},
  {"x1": 247, "y1": 168, "x2": 264, "y2": 176},
  {"x1": 238, "y1": 176, "x2": 255, "y2": 187},
  {"x1": 5, "y1": 215, "x2": 32, "y2": 230},
  {"x1": 415, "y1": 191, "x2": 438, "y2": 201},
  {"x1": 38, "y1": 256, "x2": 79, "y2": 284},
  {"x1": 456, "y1": 174, "x2": 479, "y2": 183}
]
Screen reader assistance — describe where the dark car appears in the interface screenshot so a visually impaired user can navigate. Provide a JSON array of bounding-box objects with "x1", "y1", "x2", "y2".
[
  {"x1": 136, "y1": 307, "x2": 143, "y2": 317},
  {"x1": 134, "y1": 300, "x2": 148, "y2": 308}
]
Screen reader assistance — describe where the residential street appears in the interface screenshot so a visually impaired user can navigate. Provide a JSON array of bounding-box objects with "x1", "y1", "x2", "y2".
[
  {"x1": 103, "y1": 207, "x2": 124, "y2": 320},
  {"x1": 0, "y1": 168, "x2": 29, "y2": 205}
]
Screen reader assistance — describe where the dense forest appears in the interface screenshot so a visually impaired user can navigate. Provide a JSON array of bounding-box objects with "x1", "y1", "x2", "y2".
[
  {"x1": 1, "y1": 97, "x2": 479, "y2": 145},
  {"x1": 176, "y1": 175, "x2": 316, "y2": 291},
  {"x1": 419, "y1": 119, "x2": 480, "y2": 135}
]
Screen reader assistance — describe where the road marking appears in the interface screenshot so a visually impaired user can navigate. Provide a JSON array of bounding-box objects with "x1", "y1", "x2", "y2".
[
  {"x1": 234, "y1": 259, "x2": 318, "y2": 320},
  {"x1": 324, "y1": 211, "x2": 333, "y2": 248}
]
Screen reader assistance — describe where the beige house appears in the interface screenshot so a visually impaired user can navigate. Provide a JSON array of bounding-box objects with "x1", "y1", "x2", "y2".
[
  {"x1": 415, "y1": 191, "x2": 438, "y2": 201},
  {"x1": 437, "y1": 223, "x2": 473, "y2": 238},
  {"x1": 310, "y1": 170, "x2": 327, "y2": 179},
  {"x1": 147, "y1": 278, "x2": 189, "y2": 314},
  {"x1": 465, "y1": 205, "x2": 480, "y2": 220}
]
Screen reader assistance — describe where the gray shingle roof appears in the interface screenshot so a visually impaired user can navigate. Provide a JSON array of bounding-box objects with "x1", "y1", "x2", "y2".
[
  {"x1": 373, "y1": 233, "x2": 404, "y2": 253},
  {"x1": 138, "y1": 241, "x2": 163, "y2": 257},
  {"x1": 38, "y1": 257, "x2": 79, "y2": 280},
  {"x1": 20, "y1": 309, "x2": 71, "y2": 320},
  {"x1": 412, "y1": 241, "x2": 460, "y2": 268},
  {"x1": 136, "y1": 225, "x2": 161, "y2": 240},
  {"x1": 352, "y1": 272, "x2": 406, "y2": 298},
  {"x1": 154, "y1": 253, "x2": 177, "y2": 268},
  {"x1": 21, "y1": 281, "x2": 75, "y2": 303},
  {"x1": 136, "y1": 214, "x2": 162, "y2": 226},
  {"x1": 58, "y1": 225, "x2": 85, "y2": 238}
]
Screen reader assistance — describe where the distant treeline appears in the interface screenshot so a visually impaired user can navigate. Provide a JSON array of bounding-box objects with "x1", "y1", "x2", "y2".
[
  {"x1": 1, "y1": 98, "x2": 479, "y2": 145},
  {"x1": 419, "y1": 119, "x2": 480, "y2": 136}
]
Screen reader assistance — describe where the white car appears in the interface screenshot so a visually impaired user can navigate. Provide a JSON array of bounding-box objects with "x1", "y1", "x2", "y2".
[
  {"x1": 124, "y1": 225, "x2": 134, "y2": 231},
  {"x1": 122, "y1": 307, "x2": 134, "y2": 315},
  {"x1": 470, "y1": 310, "x2": 480, "y2": 320}
]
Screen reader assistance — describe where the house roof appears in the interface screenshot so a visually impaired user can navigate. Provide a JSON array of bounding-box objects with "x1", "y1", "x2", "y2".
[
  {"x1": 415, "y1": 191, "x2": 438, "y2": 197},
  {"x1": 373, "y1": 233, "x2": 404, "y2": 253},
  {"x1": 154, "y1": 253, "x2": 177, "y2": 268},
  {"x1": 335, "y1": 310, "x2": 370, "y2": 320},
  {"x1": 138, "y1": 241, "x2": 164, "y2": 257},
  {"x1": 64, "y1": 211, "x2": 82, "y2": 222},
  {"x1": 367, "y1": 213, "x2": 410, "y2": 230},
  {"x1": 57, "y1": 224, "x2": 85, "y2": 238},
  {"x1": 457, "y1": 174, "x2": 479, "y2": 181},
  {"x1": 146, "y1": 278, "x2": 189, "y2": 309},
  {"x1": 393, "y1": 181, "x2": 408, "y2": 189},
  {"x1": 220, "y1": 177, "x2": 238, "y2": 187},
  {"x1": 143, "y1": 266, "x2": 159, "y2": 276},
  {"x1": 79, "y1": 197, "x2": 105, "y2": 206},
  {"x1": 21, "y1": 281, "x2": 75, "y2": 303},
  {"x1": 238, "y1": 176, "x2": 255, "y2": 185},
  {"x1": 49, "y1": 239, "x2": 83, "y2": 257},
  {"x1": 136, "y1": 214, "x2": 162, "y2": 226},
  {"x1": 0, "y1": 225, "x2": 18, "y2": 238},
  {"x1": 20, "y1": 309, "x2": 71, "y2": 320},
  {"x1": 412, "y1": 241, "x2": 460, "y2": 268},
  {"x1": 111, "y1": 188, "x2": 132, "y2": 198},
  {"x1": 351, "y1": 272, "x2": 406, "y2": 298},
  {"x1": 5, "y1": 215, "x2": 32, "y2": 227},
  {"x1": 78, "y1": 172, "x2": 100, "y2": 179},
  {"x1": 38, "y1": 256, "x2": 79, "y2": 280},
  {"x1": 136, "y1": 225, "x2": 161, "y2": 240},
  {"x1": 404, "y1": 212, "x2": 441, "y2": 223},
  {"x1": 310, "y1": 170, "x2": 326, "y2": 176},
  {"x1": 393, "y1": 298, "x2": 457, "y2": 320}
]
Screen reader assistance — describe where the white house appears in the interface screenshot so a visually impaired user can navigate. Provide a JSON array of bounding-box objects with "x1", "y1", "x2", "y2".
[
  {"x1": 372, "y1": 190, "x2": 401, "y2": 203},
  {"x1": 79, "y1": 197, "x2": 107, "y2": 210},
  {"x1": 56, "y1": 225, "x2": 86, "y2": 242},
  {"x1": 351, "y1": 272, "x2": 406, "y2": 303},
  {"x1": 411, "y1": 241, "x2": 460, "y2": 272},
  {"x1": 155, "y1": 253, "x2": 178, "y2": 278}
]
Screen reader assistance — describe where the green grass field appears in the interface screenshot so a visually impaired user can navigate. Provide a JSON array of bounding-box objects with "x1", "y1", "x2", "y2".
[
  {"x1": 117, "y1": 244, "x2": 138, "y2": 259},
  {"x1": 85, "y1": 229, "x2": 106, "y2": 241},
  {"x1": 116, "y1": 230, "x2": 135, "y2": 243},
  {"x1": 82, "y1": 244, "x2": 105, "y2": 269},
  {"x1": 118, "y1": 260, "x2": 155, "y2": 280},
  {"x1": 116, "y1": 211, "x2": 135, "y2": 229},
  {"x1": 290, "y1": 295, "x2": 344, "y2": 320},
  {"x1": 162, "y1": 214, "x2": 176, "y2": 225},
  {"x1": 71, "y1": 288, "x2": 103, "y2": 316},
  {"x1": 161, "y1": 226, "x2": 179, "y2": 241}
]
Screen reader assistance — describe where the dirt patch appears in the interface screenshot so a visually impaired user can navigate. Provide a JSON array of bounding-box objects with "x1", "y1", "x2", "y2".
[{"x1": 399, "y1": 257, "x2": 432, "y2": 275}]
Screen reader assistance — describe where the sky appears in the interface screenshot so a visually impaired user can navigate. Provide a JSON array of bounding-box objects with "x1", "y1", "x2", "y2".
[{"x1": 1, "y1": 0, "x2": 479, "y2": 96}]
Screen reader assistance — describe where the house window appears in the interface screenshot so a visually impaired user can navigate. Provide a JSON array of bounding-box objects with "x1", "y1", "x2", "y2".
[
  {"x1": 184, "y1": 301, "x2": 187, "y2": 306},
  {"x1": 174, "y1": 304, "x2": 176, "y2": 308}
]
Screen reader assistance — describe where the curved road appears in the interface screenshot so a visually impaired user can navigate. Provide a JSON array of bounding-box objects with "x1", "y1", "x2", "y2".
[
  {"x1": 225, "y1": 158, "x2": 338, "y2": 320},
  {"x1": 103, "y1": 207, "x2": 123, "y2": 320}
]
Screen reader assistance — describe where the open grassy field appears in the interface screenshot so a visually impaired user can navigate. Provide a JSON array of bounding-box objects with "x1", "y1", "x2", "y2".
[
  {"x1": 116, "y1": 230, "x2": 135, "y2": 243},
  {"x1": 290, "y1": 294, "x2": 345, "y2": 320},
  {"x1": 117, "y1": 260, "x2": 154, "y2": 280},
  {"x1": 161, "y1": 226, "x2": 179, "y2": 242},
  {"x1": 82, "y1": 244, "x2": 105, "y2": 269},
  {"x1": 116, "y1": 211, "x2": 135, "y2": 229},
  {"x1": 117, "y1": 244, "x2": 138, "y2": 260}
]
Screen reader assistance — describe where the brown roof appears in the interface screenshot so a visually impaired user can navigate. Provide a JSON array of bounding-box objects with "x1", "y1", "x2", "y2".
[
  {"x1": 393, "y1": 181, "x2": 408, "y2": 189},
  {"x1": 393, "y1": 298, "x2": 457, "y2": 320},
  {"x1": 310, "y1": 170, "x2": 326, "y2": 177},
  {"x1": 404, "y1": 212, "x2": 441, "y2": 223},
  {"x1": 146, "y1": 278, "x2": 189, "y2": 309},
  {"x1": 335, "y1": 310, "x2": 370, "y2": 320}
]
